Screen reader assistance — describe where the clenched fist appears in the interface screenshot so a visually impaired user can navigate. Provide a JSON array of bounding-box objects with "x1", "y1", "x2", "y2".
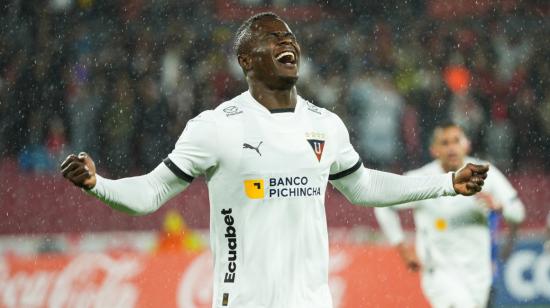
[
  {"x1": 453, "y1": 163, "x2": 489, "y2": 196},
  {"x1": 60, "y1": 152, "x2": 97, "y2": 190}
]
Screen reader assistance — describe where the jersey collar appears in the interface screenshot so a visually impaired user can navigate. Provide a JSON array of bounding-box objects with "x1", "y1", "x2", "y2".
[{"x1": 243, "y1": 90, "x2": 303, "y2": 115}]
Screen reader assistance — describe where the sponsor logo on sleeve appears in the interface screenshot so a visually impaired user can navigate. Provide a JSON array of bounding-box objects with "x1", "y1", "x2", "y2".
[
  {"x1": 223, "y1": 106, "x2": 243, "y2": 117},
  {"x1": 306, "y1": 102, "x2": 322, "y2": 115}
]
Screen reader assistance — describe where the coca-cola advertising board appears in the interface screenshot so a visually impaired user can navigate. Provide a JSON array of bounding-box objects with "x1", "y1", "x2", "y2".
[{"x1": 0, "y1": 245, "x2": 429, "y2": 308}]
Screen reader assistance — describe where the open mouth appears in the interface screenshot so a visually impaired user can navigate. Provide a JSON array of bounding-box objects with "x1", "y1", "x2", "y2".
[{"x1": 275, "y1": 51, "x2": 297, "y2": 66}]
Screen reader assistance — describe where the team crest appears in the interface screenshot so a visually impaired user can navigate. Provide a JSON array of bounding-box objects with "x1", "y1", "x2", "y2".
[{"x1": 306, "y1": 132, "x2": 326, "y2": 162}]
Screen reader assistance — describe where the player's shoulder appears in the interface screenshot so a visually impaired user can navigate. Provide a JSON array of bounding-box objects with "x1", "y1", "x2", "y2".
[
  {"x1": 299, "y1": 97, "x2": 329, "y2": 116},
  {"x1": 299, "y1": 96, "x2": 334, "y2": 120},
  {"x1": 298, "y1": 96, "x2": 349, "y2": 136},
  {"x1": 214, "y1": 96, "x2": 246, "y2": 117},
  {"x1": 188, "y1": 93, "x2": 248, "y2": 124},
  {"x1": 208, "y1": 92, "x2": 250, "y2": 120},
  {"x1": 189, "y1": 109, "x2": 217, "y2": 123}
]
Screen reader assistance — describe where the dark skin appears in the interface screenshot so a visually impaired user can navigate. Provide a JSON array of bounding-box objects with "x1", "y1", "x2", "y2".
[
  {"x1": 238, "y1": 17, "x2": 301, "y2": 110},
  {"x1": 61, "y1": 16, "x2": 488, "y2": 198}
]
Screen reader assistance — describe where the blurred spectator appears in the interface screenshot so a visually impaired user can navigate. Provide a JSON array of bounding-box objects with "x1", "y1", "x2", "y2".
[
  {"x1": 137, "y1": 77, "x2": 170, "y2": 171},
  {"x1": 18, "y1": 113, "x2": 52, "y2": 172},
  {"x1": 539, "y1": 89, "x2": 550, "y2": 171},
  {"x1": 45, "y1": 115, "x2": 69, "y2": 163},
  {"x1": 102, "y1": 74, "x2": 137, "y2": 176},
  {"x1": 492, "y1": 25, "x2": 532, "y2": 83},
  {"x1": 66, "y1": 76, "x2": 104, "y2": 158},
  {"x1": 0, "y1": 0, "x2": 548, "y2": 175},
  {"x1": 350, "y1": 73, "x2": 404, "y2": 169},
  {"x1": 509, "y1": 87, "x2": 543, "y2": 170},
  {"x1": 449, "y1": 93, "x2": 484, "y2": 147}
]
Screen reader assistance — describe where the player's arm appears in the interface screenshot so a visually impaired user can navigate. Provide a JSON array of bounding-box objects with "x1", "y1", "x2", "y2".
[
  {"x1": 328, "y1": 115, "x2": 487, "y2": 207},
  {"x1": 61, "y1": 153, "x2": 189, "y2": 215},
  {"x1": 374, "y1": 205, "x2": 421, "y2": 271},
  {"x1": 331, "y1": 164, "x2": 487, "y2": 207},
  {"x1": 60, "y1": 111, "x2": 218, "y2": 215}
]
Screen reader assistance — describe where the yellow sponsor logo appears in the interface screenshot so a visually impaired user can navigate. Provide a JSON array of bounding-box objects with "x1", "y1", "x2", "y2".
[
  {"x1": 434, "y1": 218, "x2": 448, "y2": 231},
  {"x1": 244, "y1": 179, "x2": 264, "y2": 199}
]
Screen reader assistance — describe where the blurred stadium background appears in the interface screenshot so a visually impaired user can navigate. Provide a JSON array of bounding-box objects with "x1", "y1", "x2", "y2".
[{"x1": 1, "y1": 0, "x2": 549, "y2": 307}]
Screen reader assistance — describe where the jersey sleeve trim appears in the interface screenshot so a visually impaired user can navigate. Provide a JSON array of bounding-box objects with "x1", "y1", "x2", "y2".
[
  {"x1": 329, "y1": 159, "x2": 362, "y2": 181},
  {"x1": 163, "y1": 158, "x2": 194, "y2": 183}
]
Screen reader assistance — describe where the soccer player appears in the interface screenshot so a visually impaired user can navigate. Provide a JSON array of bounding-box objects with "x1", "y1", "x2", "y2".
[
  {"x1": 375, "y1": 123, "x2": 525, "y2": 308},
  {"x1": 61, "y1": 13, "x2": 489, "y2": 308}
]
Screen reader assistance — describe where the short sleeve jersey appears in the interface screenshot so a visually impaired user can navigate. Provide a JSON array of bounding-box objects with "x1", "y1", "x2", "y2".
[{"x1": 166, "y1": 91, "x2": 360, "y2": 308}]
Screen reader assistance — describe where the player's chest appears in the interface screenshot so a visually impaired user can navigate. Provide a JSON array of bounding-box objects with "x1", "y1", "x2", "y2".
[{"x1": 217, "y1": 115, "x2": 334, "y2": 175}]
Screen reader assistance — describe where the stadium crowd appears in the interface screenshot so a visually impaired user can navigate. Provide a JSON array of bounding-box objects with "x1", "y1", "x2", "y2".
[{"x1": 1, "y1": 0, "x2": 548, "y2": 177}]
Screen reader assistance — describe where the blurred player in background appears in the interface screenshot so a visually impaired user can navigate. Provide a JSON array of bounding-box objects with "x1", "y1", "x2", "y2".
[
  {"x1": 545, "y1": 213, "x2": 550, "y2": 252},
  {"x1": 61, "y1": 13, "x2": 489, "y2": 308},
  {"x1": 375, "y1": 122, "x2": 525, "y2": 308}
]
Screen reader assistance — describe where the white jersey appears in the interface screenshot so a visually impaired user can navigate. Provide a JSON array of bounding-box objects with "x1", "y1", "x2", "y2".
[
  {"x1": 375, "y1": 159, "x2": 525, "y2": 307},
  {"x1": 166, "y1": 91, "x2": 360, "y2": 308}
]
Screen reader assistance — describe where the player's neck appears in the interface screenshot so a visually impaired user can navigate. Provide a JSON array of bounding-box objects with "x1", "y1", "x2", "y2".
[{"x1": 248, "y1": 83, "x2": 297, "y2": 111}]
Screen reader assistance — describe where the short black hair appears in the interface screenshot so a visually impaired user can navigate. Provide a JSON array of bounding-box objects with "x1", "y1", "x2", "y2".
[
  {"x1": 430, "y1": 121, "x2": 464, "y2": 144},
  {"x1": 233, "y1": 12, "x2": 283, "y2": 56},
  {"x1": 434, "y1": 121, "x2": 461, "y2": 131}
]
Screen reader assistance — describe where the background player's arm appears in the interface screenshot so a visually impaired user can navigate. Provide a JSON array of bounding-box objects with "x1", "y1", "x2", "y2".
[
  {"x1": 61, "y1": 153, "x2": 189, "y2": 215},
  {"x1": 489, "y1": 167, "x2": 526, "y2": 225},
  {"x1": 374, "y1": 204, "x2": 421, "y2": 271},
  {"x1": 480, "y1": 166, "x2": 526, "y2": 259},
  {"x1": 374, "y1": 206, "x2": 406, "y2": 245}
]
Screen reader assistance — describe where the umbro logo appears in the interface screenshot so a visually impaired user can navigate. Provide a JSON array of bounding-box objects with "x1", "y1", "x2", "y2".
[
  {"x1": 306, "y1": 102, "x2": 322, "y2": 115},
  {"x1": 223, "y1": 106, "x2": 243, "y2": 117},
  {"x1": 243, "y1": 141, "x2": 263, "y2": 156}
]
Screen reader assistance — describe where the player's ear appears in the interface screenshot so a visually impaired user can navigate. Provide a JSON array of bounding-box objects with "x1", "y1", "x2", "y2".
[
  {"x1": 429, "y1": 145, "x2": 439, "y2": 159},
  {"x1": 238, "y1": 54, "x2": 252, "y2": 73}
]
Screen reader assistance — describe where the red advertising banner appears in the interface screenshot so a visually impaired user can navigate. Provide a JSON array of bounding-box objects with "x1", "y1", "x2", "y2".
[{"x1": 0, "y1": 245, "x2": 429, "y2": 308}]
